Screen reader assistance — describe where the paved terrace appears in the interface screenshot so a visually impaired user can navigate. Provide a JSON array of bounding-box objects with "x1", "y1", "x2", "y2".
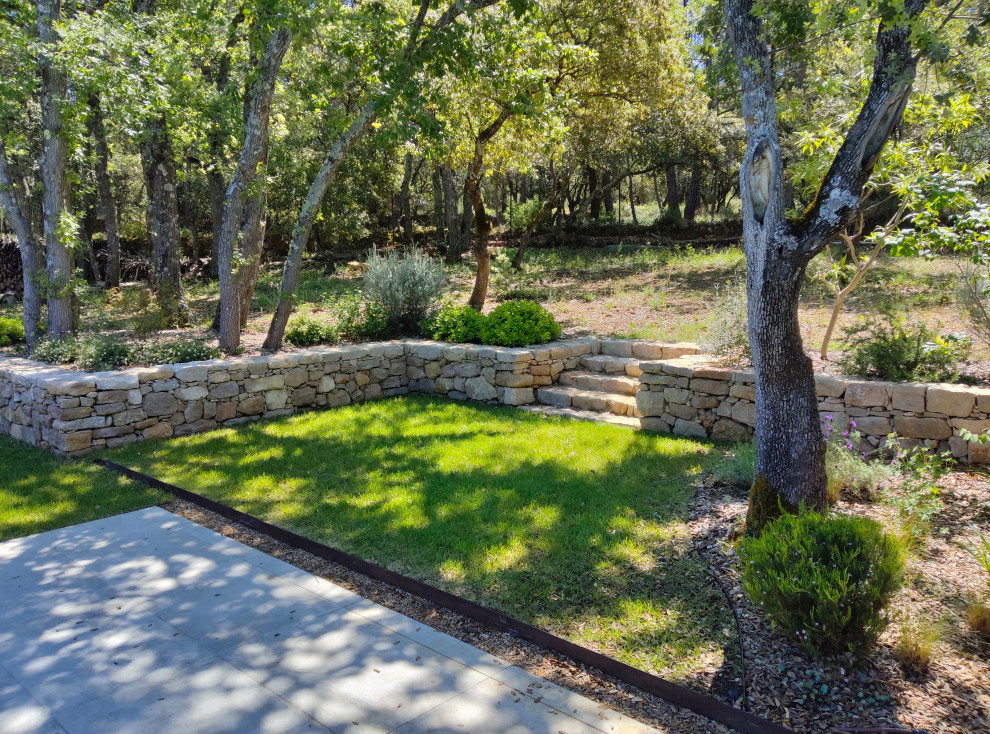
[{"x1": 0, "y1": 508, "x2": 664, "y2": 734}]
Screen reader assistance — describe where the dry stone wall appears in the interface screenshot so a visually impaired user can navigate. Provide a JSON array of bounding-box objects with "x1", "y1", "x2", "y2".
[
  {"x1": 0, "y1": 338, "x2": 599, "y2": 456},
  {"x1": 636, "y1": 355, "x2": 990, "y2": 463}
]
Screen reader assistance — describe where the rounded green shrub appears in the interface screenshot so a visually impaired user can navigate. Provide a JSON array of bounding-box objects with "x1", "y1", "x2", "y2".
[
  {"x1": 739, "y1": 511, "x2": 906, "y2": 657},
  {"x1": 482, "y1": 301, "x2": 561, "y2": 347},
  {"x1": 144, "y1": 338, "x2": 220, "y2": 365},
  {"x1": 285, "y1": 312, "x2": 338, "y2": 347},
  {"x1": 77, "y1": 336, "x2": 133, "y2": 372},
  {"x1": 33, "y1": 337, "x2": 80, "y2": 365},
  {"x1": 0, "y1": 316, "x2": 25, "y2": 347},
  {"x1": 426, "y1": 304, "x2": 488, "y2": 343}
]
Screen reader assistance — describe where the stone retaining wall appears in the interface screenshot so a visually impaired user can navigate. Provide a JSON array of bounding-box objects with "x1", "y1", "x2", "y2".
[
  {"x1": 636, "y1": 355, "x2": 990, "y2": 463},
  {"x1": 0, "y1": 338, "x2": 600, "y2": 456}
]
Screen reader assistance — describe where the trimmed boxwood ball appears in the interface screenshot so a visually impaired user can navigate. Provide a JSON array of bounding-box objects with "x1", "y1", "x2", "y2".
[
  {"x1": 482, "y1": 301, "x2": 562, "y2": 347},
  {"x1": 739, "y1": 510, "x2": 906, "y2": 658},
  {"x1": 426, "y1": 304, "x2": 488, "y2": 343}
]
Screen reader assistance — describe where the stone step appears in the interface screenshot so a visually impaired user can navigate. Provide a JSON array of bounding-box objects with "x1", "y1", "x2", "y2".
[
  {"x1": 518, "y1": 403, "x2": 642, "y2": 429},
  {"x1": 559, "y1": 370, "x2": 639, "y2": 396},
  {"x1": 597, "y1": 340, "x2": 701, "y2": 361},
  {"x1": 536, "y1": 385, "x2": 640, "y2": 417},
  {"x1": 580, "y1": 355, "x2": 642, "y2": 377}
]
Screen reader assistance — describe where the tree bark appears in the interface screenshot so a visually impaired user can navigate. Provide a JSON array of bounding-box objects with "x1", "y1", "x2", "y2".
[
  {"x1": 466, "y1": 108, "x2": 512, "y2": 310},
  {"x1": 684, "y1": 167, "x2": 701, "y2": 222},
  {"x1": 664, "y1": 164, "x2": 680, "y2": 221},
  {"x1": 217, "y1": 26, "x2": 291, "y2": 354},
  {"x1": 0, "y1": 138, "x2": 43, "y2": 346},
  {"x1": 722, "y1": 0, "x2": 928, "y2": 529},
  {"x1": 392, "y1": 151, "x2": 414, "y2": 244},
  {"x1": 587, "y1": 166, "x2": 601, "y2": 220},
  {"x1": 88, "y1": 92, "x2": 121, "y2": 288},
  {"x1": 442, "y1": 165, "x2": 462, "y2": 263},
  {"x1": 37, "y1": 0, "x2": 74, "y2": 340},
  {"x1": 627, "y1": 169, "x2": 638, "y2": 225},
  {"x1": 432, "y1": 165, "x2": 446, "y2": 250}
]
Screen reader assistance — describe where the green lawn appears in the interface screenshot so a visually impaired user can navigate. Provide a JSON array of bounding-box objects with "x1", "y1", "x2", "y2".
[
  {"x1": 108, "y1": 395, "x2": 734, "y2": 685},
  {"x1": 0, "y1": 435, "x2": 164, "y2": 540}
]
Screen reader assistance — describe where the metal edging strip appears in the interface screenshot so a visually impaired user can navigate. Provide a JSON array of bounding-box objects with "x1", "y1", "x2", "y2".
[{"x1": 96, "y1": 459, "x2": 795, "y2": 734}]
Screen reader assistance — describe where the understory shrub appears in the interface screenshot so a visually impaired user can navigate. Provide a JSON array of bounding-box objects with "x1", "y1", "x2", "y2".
[
  {"x1": 482, "y1": 300, "x2": 561, "y2": 347},
  {"x1": 143, "y1": 338, "x2": 220, "y2": 365},
  {"x1": 0, "y1": 316, "x2": 25, "y2": 347},
  {"x1": 883, "y1": 436, "x2": 952, "y2": 544},
  {"x1": 363, "y1": 247, "x2": 446, "y2": 335},
  {"x1": 739, "y1": 511, "x2": 906, "y2": 657},
  {"x1": 841, "y1": 313, "x2": 970, "y2": 382},
  {"x1": 33, "y1": 336, "x2": 217, "y2": 370},
  {"x1": 426, "y1": 304, "x2": 488, "y2": 343},
  {"x1": 821, "y1": 416, "x2": 897, "y2": 503},
  {"x1": 77, "y1": 335, "x2": 132, "y2": 372},
  {"x1": 285, "y1": 312, "x2": 339, "y2": 347},
  {"x1": 33, "y1": 337, "x2": 81, "y2": 365},
  {"x1": 699, "y1": 282, "x2": 749, "y2": 364}
]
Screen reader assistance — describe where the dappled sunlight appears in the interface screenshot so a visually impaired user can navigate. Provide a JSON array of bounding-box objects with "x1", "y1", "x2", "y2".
[{"x1": 108, "y1": 395, "x2": 735, "y2": 685}]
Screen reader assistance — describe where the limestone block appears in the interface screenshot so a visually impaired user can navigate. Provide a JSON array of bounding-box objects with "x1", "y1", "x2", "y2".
[
  {"x1": 731, "y1": 401, "x2": 756, "y2": 427},
  {"x1": 53, "y1": 430, "x2": 93, "y2": 452},
  {"x1": 265, "y1": 390, "x2": 289, "y2": 411},
  {"x1": 640, "y1": 416, "x2": 673, "y2": 433},
  {"x1": 152, "y1": 379, "x2": 180, "y2": 392},
  {"x1": 948, "y1": 435, "x2": 969, "y2": 459},
  {"x1": 661, "y1": 343, "x2": 699, "y2": 358},
  {"x1": 926, "y1": 385, "x2": 976, "y2": 417},
  {"x1": 53, "y1": 415, "x2": 107, "y2": 431},
  {"x1": 113, "y1": 408, "x2": 147, "y2": 427},
  {"x1": 97, "y1": 390, "x2": 131, "y2": 405},
  {"x1": 500, "y1": 387, "x2": 535, "y2": 406},
  {"x1": 951, "y1": 418, "x2": 990, "y2": 434},
  {"x1": 209, "y1": 382, "x2": 240, "y2": 399},
  {"x1": 238, "y1": 395, "x2": 266, "y2": 416},
  {"x1": 184, "y1": 401, "x2": 204, "y2": 423},
  {"x1": 326, "y1": 390, "x2": 351, "y2": 408},
  {"x1": 969, "y1": 440, "x2": 990, "y2": 464},
  {"x1": 128, "y1": 389, "x2": 143, "y2": 405},
  {"x1": 496, "y1": 372, "x2": 534, "y2": 388},
  {"x1": 408, "y1": 378, "x2": 435, "y2": 393},
  {"x1": 814, "y1": 375, "x2": 846, "y2": 398},
  {"x1": 143, "y1": 392, "x2": 179, "y2": 417},
  {"x1": 175, "y1": 385, "x2": 208, "y2": 401},
  {"x1": 47, "y1": 378, "x2": 95, "y2": 397},
  {"x1": 268, "y1": 353, "x2": 300, "y2": 369},
  {"x1": 203, "y1": 401, "x2": 217, "y2": 420},
  {"x1": 845, "y1": 382, "x2": 888, "y2": 408},
  {"x1": 284, "y1": 368, "x2": 309, "y2": 388},
  {"x1": 631, "y1": 342, "x2": 665, "y2": 359},
  {"x1": 174, "y1": 364, "x2": 209, "y2": 382},
  {"x1": 246, "y1": 375, "x2": 284, "y2": 392},
  {"x1": 407, "y1": 365, "x2": 426, "y2": 380},
  {"x1": 890, "y1": 383, "x2": 926, "y2": 412},
  {"x1": 729, "y1": 384, "x2": 756, "y2": 401},
  {"x1": 711, "y1": 418, "x2": 749, "y2": 441},
  {"x1": 689, "y1": 378, "x2": 729, "y2": 396},
  {"x1": 636, "y1": 390, "x2": 666, "y2": 417},
  {"x1": 174, "y1": 419, "x2": 217, "y2": 437},
  {"x1": 216, "y1": 402, "x2": 237, "y2": 422},
  {"x1": 364, "y1": 383, "x2": 384, "y2": 400},
  {"x1": 354, "y1": 372, "x2": 371, "y2": 387},
  {"x1": 56, "y1": 406, "x2": 93, "y2": 421},
  {"x1": 93, "y1": 426, "x2": 134, "y2": 439},
  {"x1": 663, "y1": 387, "x2": 693, "y2": 405},
  {"x1": 673, "y1": 418, "x2": 707, "y2": 439},
  {"x1": 291, "y1": 386, "x2": 317, "y2": 406},
  {"x1": 208, "y1": 370, "x2": 231, "y2": 383},
  {"x1": 693, "y1": 365, "x2": 732, "y2": 380},
  {"x1": 668, "y1": 403, "x2": 698, "y2": 421},
  {"x1": 318, "y1": 376, "x2": 336, "y2": 393},
  {"x1": 132, "y1": 366, "x2": 174, "y2": 382},
  {"x1": 94, "y1": 373, "x2": 139, "y2": 391},
  {"x1": 854, "y1": 416, "x2": 892, "y2": 436},
  {"x1": 893, "y1": 416, "x2": 951, "y2": 440},
  {"x1": 691, "y1": 395, "x2": 720, "y2": 410}
]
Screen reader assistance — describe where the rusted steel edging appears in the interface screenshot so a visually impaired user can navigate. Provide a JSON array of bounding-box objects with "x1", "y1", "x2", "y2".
[{"x1": 96, "y1": 459, "x2": 794, "y2": 734}]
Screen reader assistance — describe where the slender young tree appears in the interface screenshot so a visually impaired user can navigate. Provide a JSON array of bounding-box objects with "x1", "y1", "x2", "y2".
[
  {"x1": 87, "y1": 92, "x2": 121, "y2": 288},
  {"x1": 0, "y1": 137, "x2": 43, "y2": 346},
  {"x1": 720, "y1": 0, "x2": 934, "y2": 528}
]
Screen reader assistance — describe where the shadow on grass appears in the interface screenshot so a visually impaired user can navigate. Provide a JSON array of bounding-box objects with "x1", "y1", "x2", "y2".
[{"x1": 109, "y1": 396, "x2": 738, "y2": 688}]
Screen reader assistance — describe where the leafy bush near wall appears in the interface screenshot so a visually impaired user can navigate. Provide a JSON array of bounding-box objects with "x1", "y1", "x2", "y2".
[
  {"x1": 33, "y1": 338, "x2": 81, "y2": 365},
  {"x1": 425, "y1": 300, "x2": 562, "y2": 347},
  {"x1": 77, "y1": 336, "x2": 132, "y2": 372},
  {"x1": 841, "y1": 313, "x2": 970, "y2": 382},
  {"x1": 700, "y1": 282, "x2": 749, "y2": 364},
  {"x1": 426, "y1": 304, "x2": 489, "y2": 343},
  {"x1": 285, "y1": 313, "x2": 339, "y2": 347},
  {"x1": 144, "y1": 339, "x2": 220, "y2": 365},
  {"x1": 363, "y1": 247, "x2": 446, "y2": 335},
  {"x1": 740, "y1": 511, "x2": 905, "y2": 657},
  {"x1": 821, "y1": 416, "x2": 897, "y2": 503},
  {"x1": 482, "y1": 301, "x2": 562, "y2": 347},
  {"x1": 0, "y1": 316, "x2": 25, "y2": 347},
  {"x1": 32, "y1": 336, "x2": 218, "y2": 371}
]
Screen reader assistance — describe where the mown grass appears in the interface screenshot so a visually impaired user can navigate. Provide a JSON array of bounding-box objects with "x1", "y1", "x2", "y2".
[
  {"x1": 0, "y1": 435, "x2": 164, "y2": 540},
  {"x1": 108, "y1": 395, "x2": 734, "y2": 684}
]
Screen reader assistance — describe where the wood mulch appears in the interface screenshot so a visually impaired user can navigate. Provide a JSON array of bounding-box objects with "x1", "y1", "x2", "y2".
[{"x1": 689, "y1": 471, "x2": 990, "y2": 734}]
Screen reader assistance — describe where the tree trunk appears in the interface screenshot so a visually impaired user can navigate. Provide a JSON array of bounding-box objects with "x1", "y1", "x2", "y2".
[
  {"x1": 264, "y1": 99, "x2": 379, "y2": 352},
  {"x1": 88, "y1": 92, "x2": 121, "y2": 288},
  {"x1": 587, "y1": 166, "x2": 601, "y2": 220},
  {"x1": 207, "y1": 156, "x2": 225, "y2": 278},
  {"x1": 602, "y1": 172, "x2": 614, "y2": 216},
  {"x1": 627, "y1": 170, "x2": 638, "y2": 225},
  {"x1": 511, "y1": 171, "x2": 567, "y2": 270},
  {"x1": 0, "y1": 139, "x2": 43, "y2": 346},
  {"x1": 665, "y1": 164, "x2": 681, "y2": 221},
  {"x1": 466, "y1": 109, "x2": 512, "y2": 310},
  {"x1": 217, "y1": 26, "x2": 291, "y2": 354},
  {"x1": 184, "y1": 155, "x2": 200, "y2": 264},
  {"x1": 432, "y1": 165, "x2": 446, "y2": 250},
  {"x1": 392, "y1": 152, "x2": 414, "y2": 244},
  {"x1": 140, "y1": 114, "x2": 187, "y2": 324},
  {"x1": 684, "y1": 167, "x2": 701, "y2": 222},
  {"x1": 37, "y1": 0, "x2": 74, "y2": 340},
  {"x1": 442, "y1": 165, "x2": 461, "y2": 263},
  {"x1": 722, "y1": 0, "x2": 928, "y2": 529}
]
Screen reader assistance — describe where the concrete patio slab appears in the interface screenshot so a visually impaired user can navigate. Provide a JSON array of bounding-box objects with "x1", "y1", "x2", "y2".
[{"x1": 0, "y1": 507, "x2": 666, "y2": 734}]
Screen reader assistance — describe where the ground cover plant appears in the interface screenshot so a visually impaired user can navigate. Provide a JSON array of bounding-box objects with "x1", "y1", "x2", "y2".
[
  {"x1": 106, "y1": 395, "x2": 736, "y2": 686},
  {"x1": 0, "y1": 435, "x2": 163, "y2": 541}
]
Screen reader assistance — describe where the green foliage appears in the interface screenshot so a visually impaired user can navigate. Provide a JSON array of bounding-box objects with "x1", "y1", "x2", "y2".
[
  {"x1": 508, "y1": 198, "x2": 545, "y2": 230},
  {"x1": 821, "y1": 416, "x2": 897, "y2": 503},
  {"x1": 739, "y1": 511, "x2": 906, "y2": 658},
  {"x1": 143, "y1": 338, "x2": 220, "y2": 365},
  {"x1": 712, "y1": 441, "x2": 756, "y2": 489},
  {"x1": 32, "y1": 335, "x2": 217, "y2": 370},
  {"x1": 699, "y1": 282, "x2": 749, "y2": 364},
  {"x1": 882, "y1": 436, "x2": 952, "y2": 544},
  {"x1": 285, "y1": 312, "x2": 339, "y2": 347},
  {"x1": 336, "y1": 297, "x2": 391, "y2": 341},
  {"x1": 963, "y1": 532, "x2": 990, "y2": 592},
  {"x1": 482, "y1": 300, "x2": 561, "y2": 347},
  {"x1": 363, "y1": 248, "x2": 446, "y2": 336},
  {"x1": 841, "y1": 313, "x2": 970, "y2": 383},
  {"x1": 0, "y1": 316, "x2": 25, "y2": 347},
  {"x1": 33, "y1": 338, "x2": 81, "y2": 365},
  {"x1": 425, "y1": 304, "x2": 489, "y2": 343},
  {"x1": 77, "y1": 335, "x2": 132, "y2": 372}
]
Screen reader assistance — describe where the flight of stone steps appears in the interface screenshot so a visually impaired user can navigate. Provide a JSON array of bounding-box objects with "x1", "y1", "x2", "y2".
[{"x1": 520, "y1": 339, "x2": 699, "y2": 428}]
